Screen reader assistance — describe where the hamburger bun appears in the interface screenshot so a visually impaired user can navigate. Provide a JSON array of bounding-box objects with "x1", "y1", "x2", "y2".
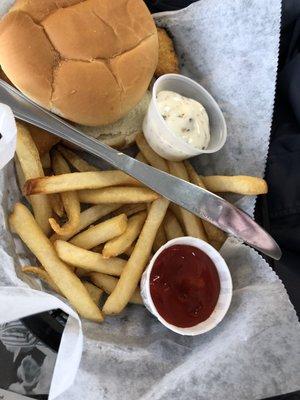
[
  {"x1": 79, "y1": 91, "x2": 151, "y2": 148},
  {"x1": 0, "y1": 0, "x2": 158, "y2": 126}
]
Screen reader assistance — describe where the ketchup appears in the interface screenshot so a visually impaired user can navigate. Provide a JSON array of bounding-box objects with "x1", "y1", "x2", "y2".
[{"x1": 150, "y1": 245, "x2": 220, "y2": 328}]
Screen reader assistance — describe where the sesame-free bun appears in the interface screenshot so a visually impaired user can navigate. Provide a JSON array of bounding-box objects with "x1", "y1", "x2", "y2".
[
  {"x1": 80, "y1": 90, "x2": 151, "y2": 148},
  {"x1": 0, "y1": 0, "x2": 158, "y2": 126}
]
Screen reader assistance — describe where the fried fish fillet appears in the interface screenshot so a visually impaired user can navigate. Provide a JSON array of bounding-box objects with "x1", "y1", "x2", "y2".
[
  {"x1": 155, "y1": 27, "x2": 180, "y2": 76},
  {"x1": 27, "y1": 124, "x2": 61, "y2": 156}
]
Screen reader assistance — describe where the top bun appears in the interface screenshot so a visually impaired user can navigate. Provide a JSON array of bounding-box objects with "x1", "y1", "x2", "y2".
[{"x1": 0, "y1": 0, "x2": 158, "y2": 126}]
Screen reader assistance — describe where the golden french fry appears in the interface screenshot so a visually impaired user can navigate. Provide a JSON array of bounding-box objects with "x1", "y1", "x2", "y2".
[
  {"x1": 136, "y1": 133, "x2": 169, "y2": 172},
  {"x1": 57, "y1": 145, "x2": 99, "y2": 172},
  {"x1": 168, "y1": 161, "x2": 208, "y2": 241},
  {"x1": 41, "y1": 152, "x2": 51, "y2": 169},
  {"x1": 184, "y1": 161, "x2": 204, "y2": 188},
  {"x1": 15, "y1": 123, "x2": 52, "y2": 235},
  {"x1": 15, "y1": 156, "x2": 30, "y2": 203},
  {"x1": 135, "y1": 151, "x2": 148, "y2": 164},
  {"x1": 82, "y1": 282, "x2": 103, "y2": 305},
  {"x1": 76, "y1": 267, "x2": 89, "y2": 278},
  {"x1": 209, "y1": 240, "x2": 224, "y2": 251},
  {"x1": 48, "y1": 151, "x2": 80, "y2": 236},
  {"x1": 164, "y1": 210, "x2": 184, "y2": 241},
  {"x1": 50, "y1": 204, "x2": 121, "y2": 242},
  {"x1": 89, "y1": 272, "x2": 143, "y2": 305},
  {"x1": 15, "y1": 156, "x2": 26, "y2": 191},
  {"x1": 103, "y1": 197, "x2": 169, "y2": 314},
  {"x1": 70, "y1": 214, "x2": 128, "y2": 250},
  {"x1": 135, "y1": 138, "x2": 170, "y2": 253},
  {"x1": 169, "y1": 203, "x2": 184, "y2": 227},
  {"x1": 78, "y1": 187, "x2": 159, "y2": 204},
  {"x1": 153, "y1": 224, "x2": 167, "y2": 253},
  {"x1": 22, "y1": 266, "x2": 61, "y2": 294},
  {"x1": 201, "y1": 175, "x2": 268, "y2": 195},
  {"x1": 10, "y1": 203, "x2": 103, "y2": 321},
  {"x1": 123, "y1": 244, "x2": 135, "y2": 257},
  {"x1": 49, "y1": 193, "x2": 64, "y2": 218},
  {"x1": 91, "y1": 244, "x2": 105, "y2": 253},
  {"x1": 184, "y1": 161, "x2": 227, "y2": 247},
  {"x1": 24, "y1": 171, "x2": 140, "y2": 195},
  {"x1": 201, "y1": 221, "x2": 227, "y2": 248},
  {"x1": 113, "y1": 203, "x2": 147, "y2": 217},
  {"x1": 103, "y1": 211, "x2": 147, "y2": 258},
  {"x1": 54, "y1": 240, "x2": 126, "y2": 276}
]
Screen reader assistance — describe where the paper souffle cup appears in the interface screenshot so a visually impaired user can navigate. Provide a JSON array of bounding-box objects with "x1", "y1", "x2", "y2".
[
  {"x1": 141, "y1": 237, "x2": 232, "y2": 336},
  {"x1": 143, "y1": 74, "x2": 227, "y2": 161},
  {"x1": 0, "y1": 103, "x2": 17, "y2": 170}
]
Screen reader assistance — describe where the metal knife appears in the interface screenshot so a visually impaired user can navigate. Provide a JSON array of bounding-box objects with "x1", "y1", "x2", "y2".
[{"x1": 0, "y1": 80, "x2": 281, "y2": 260}]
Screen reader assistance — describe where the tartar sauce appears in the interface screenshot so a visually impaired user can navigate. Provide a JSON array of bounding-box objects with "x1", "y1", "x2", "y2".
[{"x1": 156, "y1": 90, "x2": 210, "y2": 150}]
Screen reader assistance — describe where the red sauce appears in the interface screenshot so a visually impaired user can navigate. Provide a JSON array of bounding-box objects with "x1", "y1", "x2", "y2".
[{"x1": 150, "y1": 245, "x2": 220, "y2": 328}]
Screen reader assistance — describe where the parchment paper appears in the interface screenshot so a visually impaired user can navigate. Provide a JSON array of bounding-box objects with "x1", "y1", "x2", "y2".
[{"x1": 1, "y1": 1, "x2": 300, "y2": 399}]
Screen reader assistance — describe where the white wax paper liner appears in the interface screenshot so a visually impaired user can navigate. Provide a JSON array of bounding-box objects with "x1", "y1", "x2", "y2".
[{"x1": 0, "y1": 286, "x2": 82, "y2": 400}]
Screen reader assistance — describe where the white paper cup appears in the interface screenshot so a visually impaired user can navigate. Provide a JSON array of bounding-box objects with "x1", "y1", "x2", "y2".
[
  {"x1": 143, "y1": 74, "x2": 227, "y2": 161},
  {"x1": 141, "y1": 237, "x2": 232, "y2": 336},
  {"x1": 0, "y1": 104, "x2": 17, "y2": 170}
]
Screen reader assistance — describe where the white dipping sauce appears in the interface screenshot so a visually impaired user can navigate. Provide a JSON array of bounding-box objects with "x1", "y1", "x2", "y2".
[{"x1": 156, "y1": 90, "x2": 210, "y2": 150}]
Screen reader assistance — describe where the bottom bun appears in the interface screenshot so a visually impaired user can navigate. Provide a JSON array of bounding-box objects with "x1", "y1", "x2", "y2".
[
  {"x1": 101, "y1": 131, "x2": 139, "y2": 149},
  {"x1": 78, "y1": 91, "x2": 151, "y2": 149}
]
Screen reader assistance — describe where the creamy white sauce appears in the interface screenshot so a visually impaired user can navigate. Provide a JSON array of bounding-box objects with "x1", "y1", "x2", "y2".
[{"x1": 156, "y1": 90, "x2": 210, "y2": 150}]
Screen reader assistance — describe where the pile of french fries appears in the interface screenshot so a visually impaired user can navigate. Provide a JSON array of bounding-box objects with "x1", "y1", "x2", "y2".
[{"x1": 10, "y1": 124, "x2": 268, "y2": 322}]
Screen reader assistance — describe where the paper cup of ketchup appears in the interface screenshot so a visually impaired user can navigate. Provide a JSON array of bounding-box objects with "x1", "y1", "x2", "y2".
[{"x1": 141, "y1": 237, "x2": 232, "y2": 336}]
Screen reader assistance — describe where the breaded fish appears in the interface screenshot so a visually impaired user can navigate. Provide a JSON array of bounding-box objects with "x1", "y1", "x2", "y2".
[
  {"x1": 155, "y1": 27, "x2": 180, "y2": 76},
  {"x1": 28, "y1": 124, "x2": 60, "y2": 156}
]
